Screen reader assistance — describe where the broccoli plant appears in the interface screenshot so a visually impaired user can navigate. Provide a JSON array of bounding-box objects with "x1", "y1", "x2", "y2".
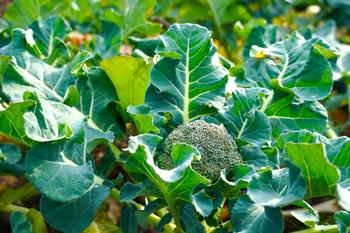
[{"x1": 0, "y1": 1, "x2": 350, "y2": 233}]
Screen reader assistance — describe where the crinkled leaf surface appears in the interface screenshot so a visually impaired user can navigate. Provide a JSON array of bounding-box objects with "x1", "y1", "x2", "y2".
[
  {"x1": 216, "y1": 87, "x2": 271, "y2": 145},
  {"x1": 146, "y1": 23, "x2": 228, "y2": 124},
  {"x1": 244, "y1": 31, "x2": 333, "y2": 101}
]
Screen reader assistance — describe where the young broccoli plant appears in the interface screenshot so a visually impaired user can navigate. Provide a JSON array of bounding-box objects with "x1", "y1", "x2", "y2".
[{"x1": 123, "y1": 23, "x2": 350, "y2": 233}]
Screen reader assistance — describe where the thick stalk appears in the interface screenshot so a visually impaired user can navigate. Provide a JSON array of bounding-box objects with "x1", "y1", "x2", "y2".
[
  {"x1": 291, "y1": 225, "x2": 338, "y2": 233},
  {"x1": 163, "y1": 194, "x2": 184, "y2": 233}
]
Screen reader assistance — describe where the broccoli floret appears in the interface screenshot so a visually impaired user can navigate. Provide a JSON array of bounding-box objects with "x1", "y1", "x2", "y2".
[{"x1": 158, "y1": 120, "x2": 242, "y2": 181}]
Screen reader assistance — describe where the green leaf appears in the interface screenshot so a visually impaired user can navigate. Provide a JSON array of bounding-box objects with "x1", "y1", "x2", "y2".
[
  {"x1": 220, "y1": 163, "x2": 256, "y2": 189},
  {"x1": 120, "y1": 204, "x2": 138, "y2": 233},
  {"x1": 239, "y1": 145, "x2": 278, "y2": 168},
  {"x1": 191, "y1": 190, "x2": 213, "y2": 217},
  {"x1": 25, "y1": 141, "x2": 94, "y2": 202},
  {"x1": 3, "y1": 0, "x2": 69, "y2": 27},
  {"x1": 1, "y1": 28, "x2": 120, "y2": 138},
  {"x1": 101, "y1": 0, "x2": 161, "y2": 39},
  {"x1": 156, "y1": 212, "x2": 172, "y2": 233},
  {"x1": 291, "y1": 200, "x2": 319, "y2": 228},
  {"x1": 230, "y1": 195, "x2": 284, "y2": 233},
  {"x1": 179, "y1": 203, "x2": 205, "y2": 233},
  {"x1": 127, "y1": 105, "x2": 165, "y2": 134},
  {"x1": 0, "y1": 101, "x2": 35, "y2": 146},
  {"x1": 120, "y1": 180, "x2": 159, "y2": 202},
  {"x1": 25, "y1": 123, "x2": 113, "y2": 202},
  {"x1": 285, "y1": 143, "x2": 339, "y2": 198},
  {"x1": 243, "y1": 25, "x2": 285, "y2": 61},
  {"x1": 247, "y1": 162, "x2": 306, "y2": 207},
  {"x1": 10, "y1": 211, "x2": 34, "y2": 233},
  {"x1": 265, "y1": 93, "x2": 328, "y2": 137},
  {"x1": 92, "y1": 21, "x2": 121, "y2": 59},
  {"x1": 22, "y1": 92, "x2": 73, "y2": 142},
  {"x1": 335, "y1": 211, "x2": 350, "y2": 233},
  {"x1": 128, "y1": 36, "x2": 160, "y2": 57},
  {"x1": 216, "y1": 87, "x2": 271, "y2": 145},
  {"x1": 0, "y1": 144, "x2": 21, "y2": 164},
  {"x1": 244, "y1": 32, "x2": 333, "y2": 101},
  {"x1": 126, "y1": 134, "x2": 209, "y2": 202},
  {"x1": 29, "y1": 15, "x2": 71, "y2": 65},
  {"x1": 100, "y1": 56, "x2": 151, "y2": 112},
  {"x1": 145, "y1": 23, "x2": 228, "y2": 124},
  {"x1": 40, "y1": 184, "x2": 110, "y2": 233}
]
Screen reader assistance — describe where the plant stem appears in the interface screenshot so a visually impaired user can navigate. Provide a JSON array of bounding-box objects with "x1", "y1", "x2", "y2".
[
  {"x1": 326, "y1": 128, "x2": 338, "y2": 139},
  {"x1": 291, "y1": 225, "x2": 338, "y2": 233},
  {"x1": 109, "y1": 188, "x2": 176, "y2": 233},
  {"x1": 261, "y1": 90, "x2": 274, "y2": 113},
  {"x1": 163, "y1": 194, "x2": 184, "y2": 233},
  {"x1": 0, "y1": 183, "x2": 39, "y2": 203},
  {"x1": 0, "y1": 203, "x2": 29, "y2": 214}
]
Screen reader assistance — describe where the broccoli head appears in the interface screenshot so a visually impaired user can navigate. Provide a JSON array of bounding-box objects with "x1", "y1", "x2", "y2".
[{"x1": 158, "y1": 120, "x2": 242, "y2": 181}]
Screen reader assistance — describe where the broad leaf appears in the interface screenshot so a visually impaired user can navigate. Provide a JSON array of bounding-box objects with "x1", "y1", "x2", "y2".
[
  {"x1": 29, "y1": 16, "x2": 71, "y2": 65},
  {"x1": 25, "y1": 125, "x2": 113, "y2": 202},
  {"x1": 25, "y1": 141, "x2": 94, "y2": 202},
  {"x1": 244, "y1": 31, "x2": 334, "y2": 101},
  {"x1": 100, "y1": 56, "x2": 151, "y2": 112},
  {"x1": 40, "y1": 184, "x2": 110, "y2": 233},
  {"x1": 216, "y1": 87, "x2": 271, "y2": 145},
  {"x1": 101, "y1": 0, "x2": 161, "y2": 39},
  {"x1": 3, "y1": 0, "x2": 69, "y2": 27},
  {"x1": 247, "y1": 162, "x2": 306, "y2": 207},
  {"x1": 230, "y1": 195, "x2": 284, "y2": 233},
  {"x1": 146, "y1": 23, "x2": 228, "y2": 124},
  {"x1": 265, "y1": 93, "x2": 328, "y2": 136},
  {"x1": 285, "y1": 143, "x2": 339, "y2": 198}
]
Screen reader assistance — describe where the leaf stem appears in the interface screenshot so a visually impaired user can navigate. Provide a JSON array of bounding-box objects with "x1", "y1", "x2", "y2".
[
  {"x1": 261, "y1": 90, "x2": 274, "y2": 113},
  {"x1": 325, "y1": 128, "x2": 338, "y2": 139},
  {"x1": 0, "y1": 203, "x2": 29, "y2": 214},
  {"x1": 109, "y1": 188, "x2": 176, "y2": 233},
  {"x1": 161, "y1": 191, "x2": 184, "y2": 233},
  {"x1": 291, "y1": 225, "x2": 338, "y2": 233}
]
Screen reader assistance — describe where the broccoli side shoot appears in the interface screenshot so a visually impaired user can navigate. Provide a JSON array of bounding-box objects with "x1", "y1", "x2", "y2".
[{"x1": 158, "y1": 120, "x2": 242, "y2": 181}]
